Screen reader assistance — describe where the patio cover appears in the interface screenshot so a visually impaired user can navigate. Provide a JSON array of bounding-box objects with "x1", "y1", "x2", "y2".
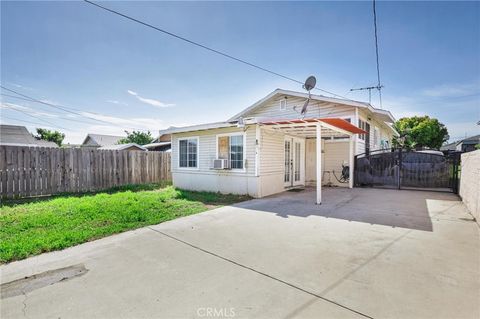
[{"x1": 258, "y1": 118, "x2": 367, "y2": 204}]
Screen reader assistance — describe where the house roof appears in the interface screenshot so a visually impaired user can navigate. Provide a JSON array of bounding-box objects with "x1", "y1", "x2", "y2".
[
  {"x1": 457, "y1": 134, "x2": 480, "y2": 145},
  {"x1": 228, "y1": 89, "x2": 396, "y2": 124},
  {"x1": 82, "y1": 134, "x2": 124, "y2": 147},
  {"x1": 0, "y1": 124, "x2": 59, "y2": 148},
  {"x1": 259, "y1": 118, "x2": 367, "y2": 138},
  {"x1": 98, "y1": 143, "x2": 147, "y2": 151},
  {"x1": 143, "y1": 142, "x2": 171, "y2": 148}
]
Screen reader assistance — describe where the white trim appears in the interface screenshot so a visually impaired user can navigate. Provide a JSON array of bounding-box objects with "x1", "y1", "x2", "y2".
[
  {"x1": 228, "y1": 89, "x2": 396, "y2": 123},
  {"x1": 161, "y1": 122, "x2": 236, "y2": 135},
  {"x1": 215, "y1": 132, "x2": 247, "y2": 172},
  {"x1": 177, "y1": 136, "x2": 200, "y2": 170},
  {"x1": 255, "y1": 125, "x2": 260, "y2": 177},
  {"x1": 316, "y1": 123, "x2": 322, "y2": 204}
]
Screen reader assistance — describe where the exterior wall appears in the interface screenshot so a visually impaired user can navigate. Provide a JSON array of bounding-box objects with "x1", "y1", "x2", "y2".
[
  {"x1": 357, "y1": 109, "x2": 394, "y2": 154},
  {"x1": 305, "y1": 139, "x2": 350, "y2": 187},
  {"x1": 246, "y1": 96, "x2": 355, "y2": 120},
  {"x1": 171, "y1": 125, "x2": 259, "y2": 197},
  {"x1": 460, "y1": 150, "x2": 480, "y2": 224},
  {"x1": 257, "y1": 127, "x2": 286, "y2": 197}
]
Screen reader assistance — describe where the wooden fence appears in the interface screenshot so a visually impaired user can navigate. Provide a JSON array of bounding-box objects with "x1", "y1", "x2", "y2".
[{"x1": 0, "y1": 146, "x2": 171, "y2": 200}]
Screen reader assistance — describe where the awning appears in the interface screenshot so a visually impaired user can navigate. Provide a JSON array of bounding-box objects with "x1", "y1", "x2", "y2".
[{"x1": 259, "y1": 118, "x2": 367, "y2": 138}]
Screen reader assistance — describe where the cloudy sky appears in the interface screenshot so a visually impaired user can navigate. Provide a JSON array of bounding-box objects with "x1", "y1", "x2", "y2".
[{"x1": 1, "y1": 1, "x2": 479, "y2": 144}]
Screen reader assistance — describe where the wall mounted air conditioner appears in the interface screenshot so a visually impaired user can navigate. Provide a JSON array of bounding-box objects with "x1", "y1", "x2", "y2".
[{"x1": 213, "y1": 159, "x2": 230, "y2": 169}]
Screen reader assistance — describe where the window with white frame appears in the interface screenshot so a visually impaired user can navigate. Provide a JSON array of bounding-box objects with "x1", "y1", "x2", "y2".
[
  {"x1": 279, "y1": 98, "x2": 287, "y2": 111},
  {"x1": 358, "y1": 119, "x2": 367, "y2": 140},
  {"x1": 217, "y1": 134, "x2": 244, "y2": 170},
  {"x1": 179, "y1": 137, "x2": 198, "y2": 168}
]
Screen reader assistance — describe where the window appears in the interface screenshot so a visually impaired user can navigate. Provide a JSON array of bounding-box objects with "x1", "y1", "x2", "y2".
[
  {"x1": 358, "y1": 119, "x2": 367, "y2": 140},
  {"x1": 279, "y1": 98, "x2": 287, "y2": 111},
  {"x1": 179, "y1": 137, "x2": 198, "y2": 168},
  {"x1": 217, "y1": 134, "x2": 245, "y2": 170}
]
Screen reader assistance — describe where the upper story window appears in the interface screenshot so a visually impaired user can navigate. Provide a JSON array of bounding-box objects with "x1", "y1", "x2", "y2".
[
  {"x1": 279, "y1": 98, "x2": 287, "y2": 111},
  {"x1": 179, "y1": 137, "x2": 198, "y2": 168},
  {"x1": 217, "y1": 134, "x2": 245, "y2": 170},
  {"x1": 358, "y1": 119, "x2": 367, "y2": 140}
]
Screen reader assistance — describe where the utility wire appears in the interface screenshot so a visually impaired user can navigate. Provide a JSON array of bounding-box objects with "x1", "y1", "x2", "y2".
[
  {"x1": 1, "y1": 115, "x2": 63, "y2": 129},
  {"x1": 2, "y1": 105, "x2": 69, "y2": 130},
  {"x1": 373, "y1": 0, "x2": 383, "y2": 108},
  {"x1": 1, "y1": 93, "x2": 129, "y2": 126},
  {"x1": 82, "y1": 0, "x2": 357, "y2": 102},
  {"x1": 1, "y1": 86, "x2": 118, "y2": 126},
  {"x1": 0, "y1": 87, "x2": 150, "y2": 132}
]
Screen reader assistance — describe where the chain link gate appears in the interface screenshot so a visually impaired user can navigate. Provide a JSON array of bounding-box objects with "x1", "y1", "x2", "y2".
[{"x1": 354, "y1": 149, "x2": 461, "y2": 193}]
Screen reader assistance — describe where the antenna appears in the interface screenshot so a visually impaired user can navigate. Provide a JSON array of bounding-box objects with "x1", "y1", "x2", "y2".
[
  {"x1": 300, "y1": 76, "x2": 316, "y2": 117},
  {"x1": 350, "y1": 85, "x2": 383, "y2": 104}
]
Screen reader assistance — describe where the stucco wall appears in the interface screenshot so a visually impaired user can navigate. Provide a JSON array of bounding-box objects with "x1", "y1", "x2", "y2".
[{"x1": 460, "y1": 150, "x2": 480, "y2": 223}]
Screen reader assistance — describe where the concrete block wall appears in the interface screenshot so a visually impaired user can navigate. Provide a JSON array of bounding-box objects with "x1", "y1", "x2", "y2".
[{"x1": 460, "y1": 150, "x2": 480, "y2": 223}]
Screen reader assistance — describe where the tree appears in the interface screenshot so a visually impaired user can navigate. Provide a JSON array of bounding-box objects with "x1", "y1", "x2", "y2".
[
  {"x1": 35, "y1": 128, "x2": 65, "y2": 147},
  {"x1": 118, "y1": 130, "x2": 154, "y2": 145},
  {"x1": 392, "y1": 116, "x2": 449, "y2": 150}
]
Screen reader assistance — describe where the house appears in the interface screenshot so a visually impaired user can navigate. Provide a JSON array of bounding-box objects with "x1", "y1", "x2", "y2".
[
  {"x1": 455, "y1": 135, "x2": 479, "y2": 152},
  {"x1": 441, "y1": 135, "x2": 480, "y2": 153},
  {"x1": 0, "y1": 124, "x2": 59, "y2": 148},
  {"x1": 143, "y1": 133, "x2": 171, "y2": 152},
  {"x1": 160, "y1": 89, "x2": 397, "y2": 203},
  {"x1": 98, "y1": 143, "x2": 147, "y2": 151},
  {"x1": 81, "y1": 134, "x2": 124, "y2": 148}
]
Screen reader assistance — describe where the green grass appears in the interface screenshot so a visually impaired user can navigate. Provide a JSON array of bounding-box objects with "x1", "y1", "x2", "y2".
[{"x1": 0, "y1": 185, "x2": 250, "y2": 263}]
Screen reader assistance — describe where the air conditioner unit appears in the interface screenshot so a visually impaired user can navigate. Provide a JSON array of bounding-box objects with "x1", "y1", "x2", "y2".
[{"x1": 213, "y1": 159, "x2": 230, "y2": 169}]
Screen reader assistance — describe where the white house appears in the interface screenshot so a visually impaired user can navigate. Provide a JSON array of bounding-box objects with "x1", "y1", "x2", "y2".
[{"x1": 160, "y1": 89, "x2": 397, "y2": 203}]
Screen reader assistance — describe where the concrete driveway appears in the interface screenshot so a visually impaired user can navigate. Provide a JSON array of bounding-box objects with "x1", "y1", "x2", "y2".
[{"x1": 1, "y1": 188, "x2": 479, "y2": 319}]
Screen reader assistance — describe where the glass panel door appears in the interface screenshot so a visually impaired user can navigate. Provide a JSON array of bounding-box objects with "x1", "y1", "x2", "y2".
[{"x1": 284, "y1": 139, "x2": 291, "y2": 186}]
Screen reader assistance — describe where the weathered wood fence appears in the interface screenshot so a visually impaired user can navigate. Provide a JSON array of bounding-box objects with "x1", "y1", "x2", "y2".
[{"x1": 0, "y1": 146, "x2": 171, "y2": 200}]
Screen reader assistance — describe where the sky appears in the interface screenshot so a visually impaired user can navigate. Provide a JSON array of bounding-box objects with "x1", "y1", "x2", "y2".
[{"x1": 1, "y1": 0, "x2": 479, "y2": 144}]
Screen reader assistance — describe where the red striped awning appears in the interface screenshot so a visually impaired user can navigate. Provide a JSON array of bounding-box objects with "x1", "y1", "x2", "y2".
[{"x1": 259, "y1": 118, "x2": 367, "y2": 134}]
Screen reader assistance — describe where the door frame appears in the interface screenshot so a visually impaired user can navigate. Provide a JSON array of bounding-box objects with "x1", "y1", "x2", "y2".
[{"x1": 284, "y1": 136, "x2": 305, "y2": 188}]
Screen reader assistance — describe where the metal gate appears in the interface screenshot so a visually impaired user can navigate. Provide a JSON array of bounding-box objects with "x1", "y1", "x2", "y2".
[{"x1": 354, "y1": 149, "x2": 461, "y2": 193}]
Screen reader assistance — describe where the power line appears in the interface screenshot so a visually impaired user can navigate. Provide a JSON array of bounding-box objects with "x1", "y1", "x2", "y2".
[
  {"x1": 2, "y1": 105, "x2": 69, "y2": 130},
  {"x1": 82, "y1": 0, "x2": 356, "y2": 102},
  {"x1": 1, "y1": 115, "x2": 63, "y2": 129},
  {"x1": 1, "y1": 93, "x2": 126, "y2": 126},
  {"x1": 372, "y1": 0, "x2": 383, "y2": 108},
  {"x1": 0, "y1": 87, "x2": 150, "y2": 132},
  {"x1": 0, "y1": 86, "x2": 118, "y2": 126}
]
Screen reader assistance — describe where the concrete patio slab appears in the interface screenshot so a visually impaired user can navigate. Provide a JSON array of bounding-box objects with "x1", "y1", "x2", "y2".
[{"x1": 1, "y1": 188, "x2": 479, "y2": 318}]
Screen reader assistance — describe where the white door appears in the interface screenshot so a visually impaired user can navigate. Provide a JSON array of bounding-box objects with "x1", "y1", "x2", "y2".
[{"x1": 284, "y1": 137, "x2": 305, "y2": 187}]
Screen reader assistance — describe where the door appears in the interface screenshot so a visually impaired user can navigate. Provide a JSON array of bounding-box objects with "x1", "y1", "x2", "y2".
[{"x1": 284, "y1": 137, "x2": 305, "y2": 187}]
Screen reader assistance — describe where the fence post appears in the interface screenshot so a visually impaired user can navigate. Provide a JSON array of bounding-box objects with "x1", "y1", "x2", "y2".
[{"x1": 398, "y1": 148, "x2": 402, "y2": 190}]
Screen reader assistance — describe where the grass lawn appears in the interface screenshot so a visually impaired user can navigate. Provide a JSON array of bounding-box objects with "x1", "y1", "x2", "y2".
[{"x1": 0, "y1": 185, "x2": 250, "y2": 263}]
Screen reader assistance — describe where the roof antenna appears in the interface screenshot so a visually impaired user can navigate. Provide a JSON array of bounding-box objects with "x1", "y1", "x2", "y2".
[{"x1": 300, "y1": 75, "x2": 316, "y2": 118}]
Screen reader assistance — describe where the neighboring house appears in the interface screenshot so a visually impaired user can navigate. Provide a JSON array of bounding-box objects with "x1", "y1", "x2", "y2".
[
  {"x1": 455, "y1": 135, "x2": 480, "y2": 152},
  {"x1": 0, "y1": 125, "x2": 59, "y2": 148},
  {"x1": 81, "y1": 134, "x2": 124, "y2": 148},
  {"x1": 98, "y1": 143, "x2": 147, "y2": 151},
  {"x1": 143, "y1": 134, "x2": 171, "y2": 152},
  {"x1": 160, "y1": 89, "x2": 397, "y2": 201},
  {"x1": 441, "y1": 135, "x2": 480, "y2": 153}
]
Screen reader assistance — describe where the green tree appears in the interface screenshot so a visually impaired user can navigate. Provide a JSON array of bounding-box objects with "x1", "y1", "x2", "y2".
[
  {"x1": 118, "y1": 130, "x2": 154, "y2": 145},
  {"x1": 35, "y1": 128, "x2": 65, "y2": 147},
  {"x1": 392, "y1": 116, "x2": 449, "y2": 150}
]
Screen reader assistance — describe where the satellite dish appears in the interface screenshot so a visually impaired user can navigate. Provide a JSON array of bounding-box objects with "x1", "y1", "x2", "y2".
[
  {"x1": 300, "y1": 75, "x2": 316, "y2": 117},
  {"x1": 303, "y1": 76, "x2": 316, "y2": 92}
]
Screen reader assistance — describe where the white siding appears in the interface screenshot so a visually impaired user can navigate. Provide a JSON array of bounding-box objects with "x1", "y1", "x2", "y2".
[
  {"x1": 305, "y1": 139, "x2": 350, "y2": 187},
  {"x1": 170, "y1": 125, "x2": 260, "y2": 197},
  {"x1": 172, "y1": 125, "x2": 256, "y2": 176},
  {"x1": 246, "y1": 96, "x2": 355, "y2": 120},
  {"x1": 257, "y1": 127, "x2": 286, "y2": 197}
]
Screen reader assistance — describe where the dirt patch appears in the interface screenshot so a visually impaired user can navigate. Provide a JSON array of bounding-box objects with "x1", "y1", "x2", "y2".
[{"x1": 1, "y1": 264, "x2": 88, "y2": 299}]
